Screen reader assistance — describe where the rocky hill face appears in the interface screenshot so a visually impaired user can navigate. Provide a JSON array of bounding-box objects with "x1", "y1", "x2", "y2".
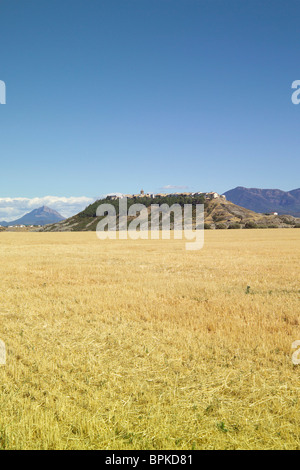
[
  {"x1": 41, "y1": 196, "x2": 300, "y2": 232},
  {"x1": 204, "y1": 198, "x2": 300, "y2": 228},
  {"x1": 223, "y1": 187, "x2": 300, "y2": 217}
]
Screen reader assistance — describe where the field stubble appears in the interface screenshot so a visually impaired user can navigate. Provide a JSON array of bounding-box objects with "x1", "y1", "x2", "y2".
[{"x1": 0, "y1": 229, "x2": 299, "y2": 449}]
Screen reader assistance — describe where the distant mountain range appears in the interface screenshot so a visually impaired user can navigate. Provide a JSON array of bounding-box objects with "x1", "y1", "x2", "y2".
[
  {"x1": 0, "y1": 206, "x2": 65, "y2": 226},
  {"x1": 223, "y1": 187, "x2": 300, "y2": 217}
]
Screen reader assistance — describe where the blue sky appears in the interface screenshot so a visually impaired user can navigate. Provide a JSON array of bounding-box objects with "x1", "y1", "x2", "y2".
[{"x1": 0, "y1": 0, "x2": 299, "y2": 217}]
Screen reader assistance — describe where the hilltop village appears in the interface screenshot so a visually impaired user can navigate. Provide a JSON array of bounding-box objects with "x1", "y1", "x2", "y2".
[{"x1": 107, "y1": 190, "x2": 227, "y2": 201}]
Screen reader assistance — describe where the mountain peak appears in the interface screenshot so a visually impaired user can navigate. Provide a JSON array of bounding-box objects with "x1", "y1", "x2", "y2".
[{"x1": 1, "y1": 206, "x2": 65, "y2": 226}]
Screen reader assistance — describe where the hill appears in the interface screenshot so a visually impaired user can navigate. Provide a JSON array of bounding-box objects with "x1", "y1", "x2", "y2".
[
  {"x1": 41, "y1": 196, "x2": 300, "y2": 232},
  {"x1": 223, "y1": 187, "x2": 300, "y2": 217},
  {"x1": 1, "y1": 206, "x2": 65, "y2": 227}
]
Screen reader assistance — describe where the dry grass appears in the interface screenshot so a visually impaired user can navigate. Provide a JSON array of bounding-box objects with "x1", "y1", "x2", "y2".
[{"x1": 0, "y1": 229, "x2": 299, "y2": 449}]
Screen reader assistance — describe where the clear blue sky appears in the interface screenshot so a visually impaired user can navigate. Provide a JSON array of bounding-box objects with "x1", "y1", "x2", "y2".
[{"x1": 0, "y1": 0, "x2": 299, "y2": 199}]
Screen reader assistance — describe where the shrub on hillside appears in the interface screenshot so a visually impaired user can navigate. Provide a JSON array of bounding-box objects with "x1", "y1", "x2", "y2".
[
  {"x1": 244, "y1": 221, "x2": 258, "y2": 229},
  {"x1": 212, "y1": 214, "x2": 225, "y2": 222}
]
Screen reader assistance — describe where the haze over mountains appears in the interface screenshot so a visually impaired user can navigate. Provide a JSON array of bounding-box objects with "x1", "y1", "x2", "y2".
[
  {"x1": 223, "y1": 187, "x2": 300, "y2": 217},
  {"x1": 0, "y1": 206, "x2": 65, "y2": 226}
]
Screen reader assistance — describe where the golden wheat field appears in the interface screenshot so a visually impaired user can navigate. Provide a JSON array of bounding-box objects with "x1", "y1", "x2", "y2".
[{"x1": 0, "y1": 229, "x2": 299, "y2": 450}]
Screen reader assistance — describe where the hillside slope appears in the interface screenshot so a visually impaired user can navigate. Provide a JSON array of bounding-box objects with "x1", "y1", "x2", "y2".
[{"x1": 41, "y1": 196, "x2": 300, "y2": 231}]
